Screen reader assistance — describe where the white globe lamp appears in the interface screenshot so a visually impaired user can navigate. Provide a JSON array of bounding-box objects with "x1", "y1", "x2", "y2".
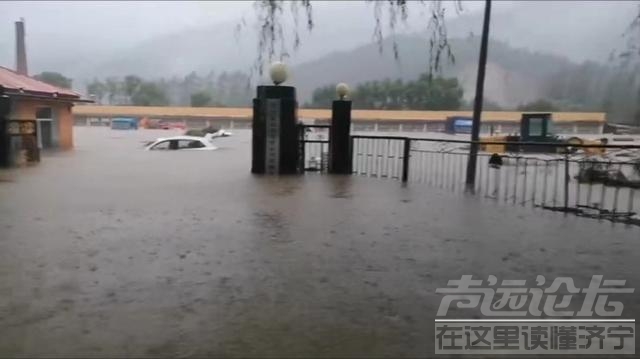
[
  {"x1": 336, "y1": 83, "x2": 350, "y2": 100},
  {"x1": 269, "y1": 62, "x2": 288, "y2": 85}
]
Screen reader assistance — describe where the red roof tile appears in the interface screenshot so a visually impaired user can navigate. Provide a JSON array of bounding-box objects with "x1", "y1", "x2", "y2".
[{"x1": 0, "y1": 66, "x2": 80, "y2": 98}]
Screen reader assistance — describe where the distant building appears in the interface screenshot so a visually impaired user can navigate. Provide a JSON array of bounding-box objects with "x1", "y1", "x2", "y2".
[
  {"x1": 0, "y1": 19, "x2": 90, "y2": 167},
  {"x1": 0, "y1": 67, "x2": 91, "y2": 165},
  {"x1": 72, "y1": 105, "x2": 607, "y2": 135}
]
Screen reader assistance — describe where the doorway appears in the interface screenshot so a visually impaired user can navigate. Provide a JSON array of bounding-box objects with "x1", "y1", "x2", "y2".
[
  {"x1": 35, "y1": 107, "x2": 55, "y2": 149},
  {"x1": 38, "y1": 120, "x2": 53, "y2": 148}
]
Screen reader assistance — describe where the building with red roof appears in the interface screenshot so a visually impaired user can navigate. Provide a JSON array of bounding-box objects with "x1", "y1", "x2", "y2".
[{"x1": 0, "y1": 20, "x2": 91, "y2": 167}]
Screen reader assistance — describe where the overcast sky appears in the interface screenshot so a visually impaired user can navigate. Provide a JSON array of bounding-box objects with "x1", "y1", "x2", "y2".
[
  {"x1": 0, "y1": 1, "x2": 490, "y2": 47},
  {"x1": 0, "y1": 0, "x2": 635, "y2": 80},
  {"x1": 0, "y1": 1, "x2": 252, "y2": 47},
  {"x1": 0, "y1": 1, "x2": 494, "y2": 74}
]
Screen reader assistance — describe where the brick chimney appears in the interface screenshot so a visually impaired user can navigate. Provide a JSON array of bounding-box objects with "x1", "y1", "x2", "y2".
[{"x1": 15, "y1": 18, "x2": 28, "y2": 76}]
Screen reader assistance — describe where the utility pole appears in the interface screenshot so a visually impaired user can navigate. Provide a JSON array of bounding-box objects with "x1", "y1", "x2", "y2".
[{"x1": 465, "y1": 0, "x2": 492, "y2": 192}]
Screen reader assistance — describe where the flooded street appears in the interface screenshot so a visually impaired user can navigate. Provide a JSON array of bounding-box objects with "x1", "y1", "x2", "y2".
[{"x1": 0, "y1": 127, "x2": 639, "y2": 357}]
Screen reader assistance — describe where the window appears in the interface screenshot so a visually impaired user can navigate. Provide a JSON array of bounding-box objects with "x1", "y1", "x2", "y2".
[
  {"x1": 177, "y1": 140, "x2": 205, "y2": 149},
  {"x1": 36, "y1": 107, "x2": 53, "y2": 119},
  {"x1": 528, "y1": 117, "x2": 544, "y2": 136},
  {"x1": 150, "y1": 140, "x2": 172, "y2": 150},
  {"x1": 546, "y1": 120, "x2": 555, "y2": 135}
]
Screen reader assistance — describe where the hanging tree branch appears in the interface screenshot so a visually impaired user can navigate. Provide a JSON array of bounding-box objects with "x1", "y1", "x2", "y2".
[
  {"x1": 239, "y1": 0, "x2": 314, "y2": 78},
  {"x1": 367, "y1": 0, "x2": 460, "y2": 78},
  {"x1": 238, "y1": 0, "x2": 462, "y2": 80},
  {"x1": 368, "y1": 0, "x2": 409, "y2": 60},
  {"x1": 611, "y1": 3, "x2": 640, "y2": 67},
  {"x1": 624, "y1": 4, "x2": 640, "y2": 59}
]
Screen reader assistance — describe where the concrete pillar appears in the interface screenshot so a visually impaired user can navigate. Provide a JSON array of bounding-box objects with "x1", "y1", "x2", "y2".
[
  {"x1": 251, "y1": 85, "x2": 298, "y2": 175},
  {"x1": 15, "y1": 20, "x2": 28, "y2": 76},
  {"x1": 329, "y1": 100, "x2": 352, "y2": 174},
  {"x1": 0, "y1": 95, "x2": 10, "y2": 167}
]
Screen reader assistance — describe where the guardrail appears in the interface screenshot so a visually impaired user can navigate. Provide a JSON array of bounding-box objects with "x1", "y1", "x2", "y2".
[{"x1": 351, "y1": 135, "x2": 640, "y2": 225}]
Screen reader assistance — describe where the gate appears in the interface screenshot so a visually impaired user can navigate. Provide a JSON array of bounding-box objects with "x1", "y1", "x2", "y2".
[{"x1": 298, "y1": 124, "x2": 330, "y2": 172}]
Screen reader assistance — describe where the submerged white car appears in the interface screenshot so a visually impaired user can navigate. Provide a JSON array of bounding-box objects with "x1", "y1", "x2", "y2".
[{"x1": 144, "y1": 134, "x2": 218, "y2": 151}]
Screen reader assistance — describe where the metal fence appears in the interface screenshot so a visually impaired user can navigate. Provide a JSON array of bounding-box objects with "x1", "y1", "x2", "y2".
[
  {"x1": 351, "y1": 135, "x2": 640, "y2": 225},
  {"x1": 351, "y1": 136, "x2": 409, "y2": 181},
  {"x1": 299, "y1": 125, "x2": 330, "y2": 172}
]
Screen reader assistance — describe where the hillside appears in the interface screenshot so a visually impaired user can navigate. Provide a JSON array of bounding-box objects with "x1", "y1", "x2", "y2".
[
  {"x1": 289, "y1": 35, "x2": 577, "y2": 107},
  {"x1": 19, "y1": 1, "x2": 634, "y2": 92},
  {"x1": 45, "y1": 3, "x2": 401, "y2": 85}
]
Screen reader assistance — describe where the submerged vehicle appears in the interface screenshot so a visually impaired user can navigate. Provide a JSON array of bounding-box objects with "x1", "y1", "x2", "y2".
[
  {"x1": 575, "y1": 158, "x2": 640, "y2": 188},
  {"x1": 140, "y1": 118, "x2": 186, "y2": 130},
  {"x1": 444, "y1": 116, "x2": 472, "y2": 134},
  {"x1": 184, "y1": 127, "x2": 233, "y2": 137},
  {"x1": 144, "y1": 134, "x2": 218, "y2": 151},
  {"x1": 110, "y1": 117, "x2": 138, "y2": 130}
]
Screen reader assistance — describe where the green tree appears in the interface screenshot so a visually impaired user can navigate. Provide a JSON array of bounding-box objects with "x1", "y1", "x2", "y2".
[
  {"x1": 461, "y1": 98, "x2": 504, "y2": 111},
  {"x1": 86, "y1": 79, "x2": 107, "y2": 104},
  {"x1": 387, "y1": 79, "x2": 405, "y2": 109},
  {"x1": 33, "y1": 71, "x2": 72, "y2": 89},
  {"x1": 409, "y1": 76, "x2": 463, "y2": 110},
  {"x1": 130, "y1": 82, "x2": 169, "y2": 106},
  {"x1": 89, "y1": 70, "x2": 255, "y2": 107},
  {"x1": 482, "y1": 99, "x2": 504, "y2": 111},
  {"x1": 310, "y1": 75, "x2": 463, "y2": 110},
  {"x1": 309, "y1": 84, "x2": 337, "y2": 108},
  {"x1": 124, "y1": 75, "x2": 143, "y2": 102},
  {"x1": 190, "y1": 91, "x2": 213, "y2": 107},
  {"x1": 105, "y1": 77, "x2": 122, "y2": 105},
  {"x1": 517, "y1": 99, "x2": 559, "y2": 112},
  {"x1": 600, "y1": 64, "x2": 640, "y2": 125}
]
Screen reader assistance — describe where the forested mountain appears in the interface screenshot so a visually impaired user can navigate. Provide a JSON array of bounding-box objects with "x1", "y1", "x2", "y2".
[
  {"x1": 10, "y1": 1, "x2": 634, "y2": 91},
  {"x1": 82, "y1": 34, "x2": 639, "y2": 125},
  {"x1": 292, "y1": 35, "x2": 639, "y2": 125},
  {"x1": 85, "y1": 71, "x2": 252, "y2": 107},
  {"x1": 290, "y1": 36, "x2": 574, "y2": 106}
]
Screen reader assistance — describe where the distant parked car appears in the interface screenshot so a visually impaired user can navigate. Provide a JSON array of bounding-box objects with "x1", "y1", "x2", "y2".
[
  {"x1": 144, "y1": 135, "x2": 218, "y2": 151},
  {"x1": 143, "y1": 119, "x2": 186, "y2": 130},
  {"x1": 184, "y1": 127, "x2": 233, "y2": 137},
  {"x1": 111, "y1": 117, "x2": 138, "y2": 130},
  {"x1": 158, "y1": 121, "x2": 186, "y2": 130}
]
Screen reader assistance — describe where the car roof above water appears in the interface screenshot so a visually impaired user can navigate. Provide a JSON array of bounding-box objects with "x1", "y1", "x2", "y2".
[{"x1": 155, "y1": 135, "x2": 209, "y2": 142}]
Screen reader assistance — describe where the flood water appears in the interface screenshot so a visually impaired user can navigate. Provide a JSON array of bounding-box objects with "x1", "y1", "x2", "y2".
[{"x1": 0, "y1": 127, "x2": 639, "y2": 357}]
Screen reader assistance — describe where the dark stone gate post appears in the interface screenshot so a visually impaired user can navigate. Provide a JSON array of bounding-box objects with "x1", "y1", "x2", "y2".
[
  {"x1": 329, "y1": 83, "x2": 352, "y2": 175},
  {"x1": 0, "y1": 94, "x2": 10, "y2": 168},
  {"x1": 251, "y1": 63, "x2": 299, "y2": 175},
  {"x1": 329, "y1": 104, "x2": 352, "y2": 174}
]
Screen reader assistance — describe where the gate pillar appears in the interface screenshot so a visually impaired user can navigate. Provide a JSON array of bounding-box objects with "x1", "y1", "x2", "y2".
[
  {"x1": 251, "y1": 63, "x2": 299, "y2": 175},
  {"x1": 329, "y1": 83, "x2": 352, "y2": 175},
  {"x1": 0, "y1": 94, "x2": 10, "y2": 167}
]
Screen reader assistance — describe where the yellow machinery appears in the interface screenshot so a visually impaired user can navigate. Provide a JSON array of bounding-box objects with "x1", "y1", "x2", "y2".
[{"x1": 480, "y1": 113, "x2": 605, "y2": 155}]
